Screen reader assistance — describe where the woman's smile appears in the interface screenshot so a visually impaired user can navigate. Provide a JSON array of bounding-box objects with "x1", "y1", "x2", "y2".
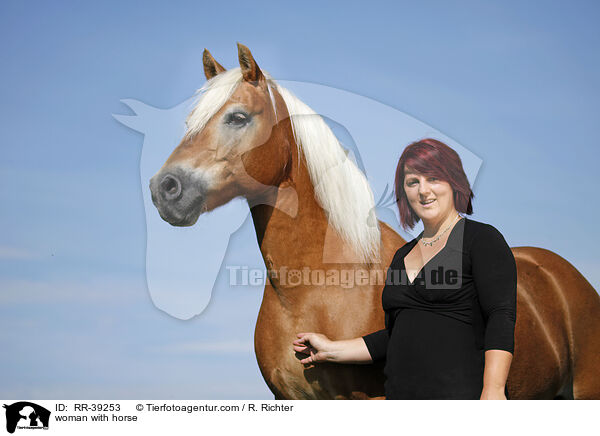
[{"x1": 420, "y1": 198, "x2": 436, "y2": 207}]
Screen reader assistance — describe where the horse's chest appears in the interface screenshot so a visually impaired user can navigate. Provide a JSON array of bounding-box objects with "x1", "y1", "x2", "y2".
[
  {"x1": 268, "y1": 355, "x2": 331, "y2": 399},
  {"x1": 256, "y1": 331, "x2": 332, "y2": 399}
]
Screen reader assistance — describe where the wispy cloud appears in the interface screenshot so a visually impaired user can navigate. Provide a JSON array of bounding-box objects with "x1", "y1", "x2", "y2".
[
  {"x1": 151, "y1": 340, "x2": 254, "y2": 354},
  {"x1": 0, "y1": 380, "x2": 271, "y2": 400},
  {"x1": 0, "y1": 246, "x2": 41, "y2": 260},
  {"x1": 0, "y1": 277, "x2": 144, "y2": 304}
]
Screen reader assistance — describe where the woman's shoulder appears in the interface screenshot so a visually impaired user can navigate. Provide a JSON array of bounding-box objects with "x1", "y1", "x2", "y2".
[
  {"x1": 463, "y1": 218, "x2": 509, "y2": 248},
  {"x1": 464, "y1": 217, "x2": 497, "y2": 233}
]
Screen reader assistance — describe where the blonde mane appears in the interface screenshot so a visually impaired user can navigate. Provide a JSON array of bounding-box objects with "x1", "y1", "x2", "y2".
[{"x1": 185, "y1": 68, "x2": 381, "y2": 263}]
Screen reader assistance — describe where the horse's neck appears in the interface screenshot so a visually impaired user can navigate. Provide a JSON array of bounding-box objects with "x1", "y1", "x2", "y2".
[
  {"x1": 251, "y1": 157, "x2": 328, "y2": 269},
  {"x1": 249, "y1": 152, "x2": 335, "y2": 272}
]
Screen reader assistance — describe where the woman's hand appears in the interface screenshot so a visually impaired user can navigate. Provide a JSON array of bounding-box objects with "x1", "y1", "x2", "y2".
[
  {"x1": 480, "y1": 387, "x2": 507, "y2": 400},
  {"x1": 293, "y1": 333, "x2": 334, "y2": 364}
]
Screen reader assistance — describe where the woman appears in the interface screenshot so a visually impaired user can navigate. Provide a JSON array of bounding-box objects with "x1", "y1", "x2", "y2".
[{"x1": 293, "y1": 138, "x2": 517, "y2": 400}]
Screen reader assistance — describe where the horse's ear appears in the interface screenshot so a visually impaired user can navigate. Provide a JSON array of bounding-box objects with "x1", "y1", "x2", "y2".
[
  {"x1": 237, "y1": 42, "x2": 264, "y2": 83},
  {"x1": 203, "y1": 49, "x2": 226, "y2": 80}
]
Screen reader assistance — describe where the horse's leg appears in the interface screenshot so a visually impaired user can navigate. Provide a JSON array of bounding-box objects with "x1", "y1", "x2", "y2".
[
  {"x1": 572, "y1": 324, "x2": 600, "y2": 399},
  {"x1": 521, "y1": 248, "x2": 600, "y2": 400},
  {"x1": 566, "y1": 271, "x2": 600, "y2": 399},
  {"x1": 508, "y1": 290, "x2": 568, "y2": 399},
  {"x1": 510, "y1": 249, "x2": 574, "y2": 399}
]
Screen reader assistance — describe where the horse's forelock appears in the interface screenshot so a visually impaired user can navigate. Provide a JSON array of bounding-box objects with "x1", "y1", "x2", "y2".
[
  {"x1": 184, "y1": 68, "x2": 244, "y2": 139},
  {"x1": 185, "y1": 68, "x2": 280, "y2": 141}
]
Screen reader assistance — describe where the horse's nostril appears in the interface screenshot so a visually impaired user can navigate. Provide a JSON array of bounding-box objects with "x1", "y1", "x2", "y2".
[
  {"x1": 162, "y1": 176, "x2": 177, "y2": 193},
  {"x1": 160, "y1": 174, "x2": 182, "y2": 201}
]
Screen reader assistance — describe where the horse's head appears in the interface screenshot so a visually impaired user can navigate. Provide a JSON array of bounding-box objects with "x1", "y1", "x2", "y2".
[{"x1": 150, "y1": 43, "x2": 290, "y2": 226}]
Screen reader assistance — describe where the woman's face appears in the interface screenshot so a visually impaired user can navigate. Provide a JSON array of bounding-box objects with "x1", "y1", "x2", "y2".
[{"x1": 403, "y1": 168, "x2": 456, "y2": 223}]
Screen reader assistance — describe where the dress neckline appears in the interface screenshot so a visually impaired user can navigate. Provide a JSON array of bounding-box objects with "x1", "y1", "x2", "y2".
[{"x1": 403, "y1": 217, "x2": 465, "y2": 286}]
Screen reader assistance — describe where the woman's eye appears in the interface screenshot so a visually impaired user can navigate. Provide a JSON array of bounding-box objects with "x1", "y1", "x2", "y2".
[
  {"x1": 406, "y1": 180, "x2": 417, "y2": 186},
  {"x1": 429, "y1": 177, "x2": 438, "y2": 182},
  {"x1": 225, "y1": 111, "x2": 250, "y2": 127}
]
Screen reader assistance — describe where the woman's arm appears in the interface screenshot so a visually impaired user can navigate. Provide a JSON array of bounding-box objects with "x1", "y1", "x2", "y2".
[
  {"x1": 293, "y1": 311, "x2": 392, "y2": 365},
  {"x1": 293, "y1": 333, "x2": 374, "y2": 364},
  {"x1": 471, "y1": 224, "x2": 518, "y2": 400},
  {"x1": 480, "y1": 349, "x2": 513, "y2": 399},
  {"x1": 293, "y1": 250, "x2": 403, "y2": 366}
]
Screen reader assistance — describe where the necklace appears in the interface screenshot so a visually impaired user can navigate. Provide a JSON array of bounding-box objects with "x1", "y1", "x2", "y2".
[{"x1": 420, "y1": 214, "x2": 461, "y2": 247}]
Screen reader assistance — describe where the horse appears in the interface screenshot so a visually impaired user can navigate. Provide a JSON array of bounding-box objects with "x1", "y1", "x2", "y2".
[{"x1": 149, "y1": 43, "x2": 600, "y2": 399}]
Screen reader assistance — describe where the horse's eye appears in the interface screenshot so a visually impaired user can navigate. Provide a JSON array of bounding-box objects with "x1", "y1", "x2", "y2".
[{"x1": 225, "y1": 111, "x2": 250, "y2": 127}]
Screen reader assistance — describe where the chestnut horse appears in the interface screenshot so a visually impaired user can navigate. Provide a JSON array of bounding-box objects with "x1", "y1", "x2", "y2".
[{"x1": 149, "y1": 43, "x2": 600, "y2": 399}]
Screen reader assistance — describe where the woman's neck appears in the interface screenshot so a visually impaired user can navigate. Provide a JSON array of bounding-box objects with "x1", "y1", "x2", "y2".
[{"x1": 422, "y1": 210, "x2": 460, "y2": 239}]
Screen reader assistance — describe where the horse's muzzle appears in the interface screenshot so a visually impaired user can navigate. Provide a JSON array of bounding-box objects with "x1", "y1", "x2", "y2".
[{"x1": 149, "y1": 167, "x2": 207, "y2": 226}]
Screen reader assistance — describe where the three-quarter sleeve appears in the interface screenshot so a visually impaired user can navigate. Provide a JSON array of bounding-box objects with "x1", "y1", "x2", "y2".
[
  {"x1": 362, "y1": 310, "x2": 390, "y2": 361},
  {"x1": 471, "y1": 224, "x2": 517, "y2": 353}
]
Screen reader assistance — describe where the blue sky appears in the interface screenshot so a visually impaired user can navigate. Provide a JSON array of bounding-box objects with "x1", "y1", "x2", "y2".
[{"x1": 1, "y1": 1, "x2": 599, "y2": 399}]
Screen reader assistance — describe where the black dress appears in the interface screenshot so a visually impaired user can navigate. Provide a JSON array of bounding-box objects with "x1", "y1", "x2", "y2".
[{"x1": 363, "y1": 218, "x2": 517, "y2": 399}]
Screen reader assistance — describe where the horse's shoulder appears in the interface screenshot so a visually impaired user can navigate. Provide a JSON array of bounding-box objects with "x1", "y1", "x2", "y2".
[{"x1": 378, "y1": 221, "x2": 407, "y2": 264}]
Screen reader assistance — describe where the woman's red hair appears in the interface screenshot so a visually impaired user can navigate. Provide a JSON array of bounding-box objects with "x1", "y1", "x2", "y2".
[{"x1": 395, "y1": 138, "x2": 474, "y2": 230}]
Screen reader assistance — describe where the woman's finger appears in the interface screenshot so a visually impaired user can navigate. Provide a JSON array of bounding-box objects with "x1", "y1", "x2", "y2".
[
  {"x1": 293, "y1": 345, "x2": 310, "y2": 354},
  {"x1": 300, "y1": 355, "x2": 315, "y2": 364},
  {"x1": 294, "y1": 335, "x2": 313, "y2": 346}
]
